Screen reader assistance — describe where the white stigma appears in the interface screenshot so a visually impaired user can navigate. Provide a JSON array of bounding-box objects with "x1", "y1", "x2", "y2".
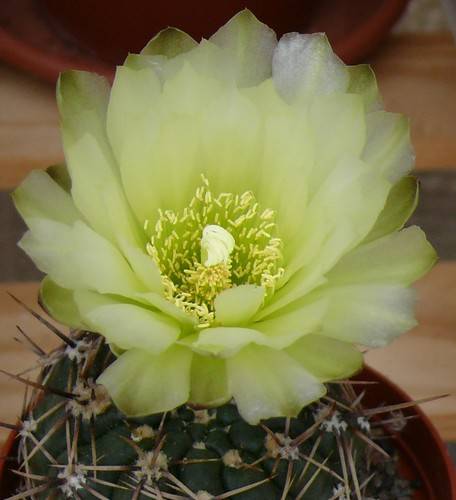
[{"x1": 200, "y1": 224, "x2": 235, "y2": 267}]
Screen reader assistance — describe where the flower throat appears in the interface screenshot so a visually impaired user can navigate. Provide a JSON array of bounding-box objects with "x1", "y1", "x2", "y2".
[{"x1": 145, "y1": 176, "x2": 284, "y2": 326}]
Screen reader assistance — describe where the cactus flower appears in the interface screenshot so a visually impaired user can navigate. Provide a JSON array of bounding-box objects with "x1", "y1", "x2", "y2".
[{"x1": 14, "y1": 10, "x2": 436, "y2": 424}]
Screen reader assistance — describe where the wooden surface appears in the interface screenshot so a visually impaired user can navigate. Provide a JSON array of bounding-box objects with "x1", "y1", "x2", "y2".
[
  {"x1": 1, "y1": 33, "x2": 456, "y2": 447},
  {"x1": 373, "y1": 34, "x2": 456, "y2": 169}
]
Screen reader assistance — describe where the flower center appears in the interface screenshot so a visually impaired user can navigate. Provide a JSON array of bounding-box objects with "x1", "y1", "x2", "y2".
[{"x1": 145, "y1": 176, "x2": 284, "y2": 326}]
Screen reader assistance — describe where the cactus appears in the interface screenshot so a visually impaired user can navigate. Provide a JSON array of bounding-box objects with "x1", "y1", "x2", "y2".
[{"x1": 3, "y1": 309, "x2": 418, "y2": 500}]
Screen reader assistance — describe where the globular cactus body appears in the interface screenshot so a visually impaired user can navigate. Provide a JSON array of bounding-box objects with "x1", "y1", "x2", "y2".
[{"x1": 13, "y1": 331, "x2": 414, "y2": 500}]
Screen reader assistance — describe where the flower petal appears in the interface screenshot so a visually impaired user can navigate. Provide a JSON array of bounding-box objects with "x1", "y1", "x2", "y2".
[
  {"x1": 285, "y1": 334, "x2": 362, "y2": 382},
  {"x1": 120, "y1": 244, "x2": 163, "y2": 294},
  {"x1": 259, "y1": 156, "x2": 391, "y2": 319},
  {"x1": 46, "y1": 163, "x2": 72, "y2": 192},
  {"x1": 98, "y1": 346, "x2": 192, "y2": 416},
  {"x1": 327, "y1": 226, "x2": 437, "y2": 287},
  {"x1": 215, "y1": 285, "x2": 264, "y2": 326},
  {"x1": 362, "y1": 111, "x2": 414, "y2": 182},
  {"x1": 141, "y1": 27, "x2": 197, "y2": 57},
  {"x1": 75, "y1": 290, "x2": 180, "y2": 354},
  {"x1": 364, "y1": 176, "x2": 418, "y2": 244},
  {"x1": 210, "y1": 9, "x2": 277, "y2": 87},
  {"x1": 193, "y1": 296, "x2": 327, "y2": 356},
  {"x1": 192, "y1": 327, "x2": 267, "y2": 357},
  {"x1": 39, "y1": 277, "x2": 85, "y2": 329},
  {"x1": 107, "y1": 64, "x2": 202, "y2": 223},
  {"x1": 133, "y1": 38, "x2": 235, "y2": 85},
  {"x1": 253, "y1": 104, "x2": 313, "y2": 244},
  {"x1": 250, "y1": 93, "x2": 366, "y2": 258},
  {"x1": 13, "y1": 170, "x2": 80, "y2": 226},
  {"x1": 297, "y1": 157, "x2": 389, "y2": 266},
  {"x1": 189, "y1": 354, "x2": 231, "y2": 407},
  {"x1": 57, "y1": 70, "x2": 140, "y2": 245},
  {"x1": 321, "y1": 285, "x2": 417, "y2": 347},
  {"x1": 201, "y1": 88, "x2": 261, "y2": 193},
  {"x1": 347, "y1": 64, "x2": 381, "y2": 111},
  {"x1": 19, "y1": 219, "x2": 144, "y2": 296},
  {"x1": 254, "y1": 297, "x2": 327, "y2": 341},
  {"x1": 272, "y1": 33, "x2": 349, "y2": 103},
  {"x1": 307, "y1": 93, "x2": 366, "y2": 191},
  {"x1": 106, "y1": 65, "x2": 162, "y2": 223},
  {"x1": 227, "y1": 345, "x2": 325, "y2": 424},
  {"x1": 136, "y1": 292, "x2": 196, "y2": 330},
  {"x1": 162, "y1": 62, "x2": 225, "y2": 116},
  {"x1": 166, "y1": 40, "x2": 234, "y2": 82}
]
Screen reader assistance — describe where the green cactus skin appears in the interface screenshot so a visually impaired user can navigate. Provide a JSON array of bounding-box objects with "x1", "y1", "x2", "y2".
[{"x1": 10, "y1": 331, "x2": 416, "y2": 500}]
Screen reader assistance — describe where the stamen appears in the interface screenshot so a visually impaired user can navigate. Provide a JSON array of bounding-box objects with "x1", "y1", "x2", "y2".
[{"x1": 145, "y1": 175, "x2": 284, "y2": 326}]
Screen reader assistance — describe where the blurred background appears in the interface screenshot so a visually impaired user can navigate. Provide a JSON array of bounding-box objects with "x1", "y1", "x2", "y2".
[{"x1": 0, "y1": 0, "x2": 455, "y2": 457}]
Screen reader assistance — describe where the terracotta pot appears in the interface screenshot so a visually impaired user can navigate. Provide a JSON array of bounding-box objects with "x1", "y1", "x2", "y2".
[
  {"x1": 0, "y1": 0, "x2": 409, "y2": 83},
  {"x1": 0, "y1": 429, "x2": 18, "y2": 498},
  {"x1": 1, "y1": 366, "x2": 454, "y2": 498},
  {"x1": 352, "y1": 367, "x2": 456, "y2": 499}
]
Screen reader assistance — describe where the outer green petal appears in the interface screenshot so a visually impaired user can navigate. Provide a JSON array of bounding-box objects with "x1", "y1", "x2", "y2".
[
  {"x1": 39, "y1": 277, "x2": 85, "y2": 329},
  {"x1": 347, "y1": 64, "x2": 381, "y2": 111},
  {"x1": 189, "y1": 354, "x2": 231, "y2": 407},
  {"x1": 75, "y1": 290, "x2": 180, "y2": 354},
  {"x1": 210, "y1": 9, "x2": 277, "y2": 87},
  {"x1": 272, "y1": 33, "x2": 349, "y2": 103},
  {"x1": 227, "y1": 345, "x2": 325, "y2": 424},
  {"x1": 57, "y1": 71, "x2": 140, "y2": 245},
  {"x1": 98, "y1": 346, "x2": 192, "y2": 416},
  {"x1": 124, "y1": 53, "x2": 166, "y2": 73},
  {"x1": 362, "y1": 111, "x2": 414, "y2": 182},
  {"x1": 19, "y1": 219, "x2": 144, "y2": 296},
  {"x1": 141, "y1": 27, "x2": 197, "y2": 57},
  {"x1": 13, "y1": 170, "x2": 80, "y2": 226},
  {"x1": 286, "y1": 334, "x2": 362, "y2": 382},
  {"x1": 327, "y1": 226, "x2": 437, "y2": 287},
  {"x1": 215, "y1": 285, "x2": 264, "y2": 326},
  {"x1": 364, "y1": 176, "x2": 418, "y2": 244},
  {"x1": 321, "y1": 284, "x2": 417, "y2": 347}
]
